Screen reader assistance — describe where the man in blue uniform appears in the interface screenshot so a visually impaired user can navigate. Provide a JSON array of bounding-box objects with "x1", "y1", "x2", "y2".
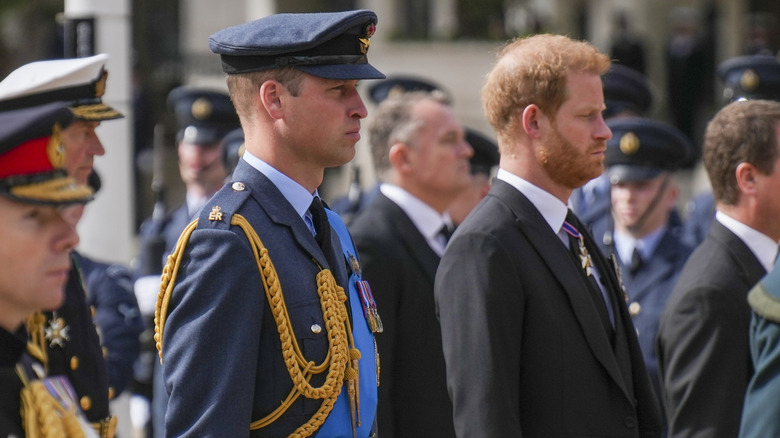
[
  {"x1": 0, "y1": 54, "x2": 143, "y2": 437},
  {"x1": 590, "y1": 117, "x2": 694, "y2": 413},
  {"x1": 155, "y1": 10, "x2": 385, "y2": 437},
  {"x1": 131, "y1": 86, "x2": 240, "y2": 437},
  {"x1": 0, "y1": 102, "x2": 94, "y2": 437}
]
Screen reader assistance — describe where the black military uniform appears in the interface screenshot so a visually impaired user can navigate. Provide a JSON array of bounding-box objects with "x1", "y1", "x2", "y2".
[
  {"x1": 0, "y1": 54, "x2": 127, "y2": 437},
  {"x1": 0, "y1": 102, "x2": 95, "y2": 437}
]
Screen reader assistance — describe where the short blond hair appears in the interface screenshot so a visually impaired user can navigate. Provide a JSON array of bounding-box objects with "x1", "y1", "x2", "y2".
[{"x1": 482, "y1": 34, "x2": 610, "y2": 150}]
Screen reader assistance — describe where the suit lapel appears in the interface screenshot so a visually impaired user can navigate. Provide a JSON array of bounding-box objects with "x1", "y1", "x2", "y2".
[
  {"x1": 708, "y1": 220, "x2": 767, "y2": 286},
  {"x1": 377, "y1": 193, "x2": 439, "y2": 283},
  {"x1": 492, "y1": 181, "x2": 630, "y2": 398}
]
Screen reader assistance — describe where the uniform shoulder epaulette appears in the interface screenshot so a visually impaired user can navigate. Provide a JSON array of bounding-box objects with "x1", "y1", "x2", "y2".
[
  {"x1": 196, "y1": 181, "x2": 252, "y2": 231},
  {"x1": 748, "y1": 269, "x2": 780, "y2": 324}
]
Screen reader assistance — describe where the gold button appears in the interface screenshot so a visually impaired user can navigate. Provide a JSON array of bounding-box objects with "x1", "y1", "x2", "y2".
[
  {"x1": 108, "y1": 387, "x2": 115, "y2": 400},
  {"x1": 90, "y1": 306, "x2": 96, "y2": 317},
  {"x1": 628, "y1": 302, "x2": 641, "y2": 316},
  {"x1": 70, "y1": 356, "x2": 79, "y2": 370},
  {"x1": 232, "y1": 182, "x2": 245, "y2": 191},
  {"x1": 102, "y1": 347, "x2": 108, "y2": 357},
  {"x1": 80, "y1": 396, "x2": 92, "y2": 411},
  {"x1": 311, "y1": 324, "x2": 322, "y2": 334}
]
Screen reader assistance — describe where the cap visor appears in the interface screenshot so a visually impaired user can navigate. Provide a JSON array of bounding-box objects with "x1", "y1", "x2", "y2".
[
  {"x1": 4, "y1": 174, "x2": 94, "y2": 206},
  {"x1": 72, "y1": 103, "x2": 124, "y2": 121},
  {"x1": 608, "y1": 165, "x2": 662, "y2": 184}
]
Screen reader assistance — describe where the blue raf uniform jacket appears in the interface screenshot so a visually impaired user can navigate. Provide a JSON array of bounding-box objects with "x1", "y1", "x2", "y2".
[{"x1": 160, "y1": 159, "x2": 378, "y2": 437}]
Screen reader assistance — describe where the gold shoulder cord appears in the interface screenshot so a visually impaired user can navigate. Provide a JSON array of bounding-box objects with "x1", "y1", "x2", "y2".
[
  {"x1": 15, "y1": 365, "x2": 87, "y2": 438},
  {"x1": 155, "y1": 215, "x2": 360, "y2": 438}
]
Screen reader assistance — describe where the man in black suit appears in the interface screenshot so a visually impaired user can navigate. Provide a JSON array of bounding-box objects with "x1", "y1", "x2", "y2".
[
  {"x1": 657, "y1": 99, "x2": 780, "y2": 438},
  {"x1": 349, "y1": 90, "x2": 473, "y2": 437},
  {"x1": 434, "y1": 33, "x2": 663, "y2": 437}
]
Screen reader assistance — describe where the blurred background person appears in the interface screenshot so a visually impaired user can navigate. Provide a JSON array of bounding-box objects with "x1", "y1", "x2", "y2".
[
  {"x1": 349, "y1": 90, "x2": 473, "y2": 437},
  {"x1": 591, "y1": 117, "x2": 694, "y2": 424},
  {"x1": 448, "y1": 127, "x2": 499, "y2": 226},
  {"x1": 130, "y1": 86, "x2": 239, "y2": 438}
]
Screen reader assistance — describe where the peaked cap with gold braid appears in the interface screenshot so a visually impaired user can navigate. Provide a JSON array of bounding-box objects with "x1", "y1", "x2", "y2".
[
  {"x1": 0, "y1": 102, "x2": 94, "y2": 205},
  {"x1": 0, "y1": 54, "x2": 123, "y2": 121}
]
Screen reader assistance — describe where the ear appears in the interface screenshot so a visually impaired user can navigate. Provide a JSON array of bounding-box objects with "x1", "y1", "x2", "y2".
[
  {"x1": 259, "y1": 80, "x2": 285, "y2": 119},
  {"x1": 735, "y1": 162, "x2": 759, "y2": 196},
  {"x1": 521, "y1": 104, "x2": 545, "y2": 139},
  {"x1": 388, "y1": 142, "x2": 413, "y2": 174}
]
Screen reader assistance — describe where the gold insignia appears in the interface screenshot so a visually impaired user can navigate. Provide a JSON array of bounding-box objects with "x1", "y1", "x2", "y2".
[
  {"x1": 94, "y1": 70, "x2": 107, "y2": 98},
  {"x1": 44, "y1": 317, "x2": 70, "y2": 348},
  {"x1": 741, "y1": 69, "x2": 760, "y2": 91},
  {"x1": 208, "y1": 205, "x2": 223, "y2": 221},
  {"x1": 619, "y1": 132, "x2": 641, "y2": 155},
  {"x1": 46, "y1": 123, "x2": 65, "y2": 168},
  {"x1": 360, "y1": 24, "x2": 375, "y2": 55},
  {"x1": 191, "y1": 97, "x2": 213, "y2": 120},
  {"x1": 348, "y1": 253, "x2": 361, "y2": 276},
  {"x1": 80, "y1": 396, "x2": 92, "y2": 411}
]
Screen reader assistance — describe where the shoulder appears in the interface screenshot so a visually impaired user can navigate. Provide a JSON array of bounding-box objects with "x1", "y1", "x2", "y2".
[{"x1": 196, "y1": 181, "x2": 254, "y2": 231}]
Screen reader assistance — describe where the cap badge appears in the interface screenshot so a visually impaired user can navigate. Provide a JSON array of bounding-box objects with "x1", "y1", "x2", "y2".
[
  {"x1": 46, "y1": 123, "x2": 65, "y2": 168},
  {"x1": 619, "y1": 132, "x2": 641, "y2": 155},
  {"x1": 94, "y1": 70, "x2": 108, "y2": 98},
  {"x1": 191, "y1": 97, "x2": 213, "y2": 120},
  {"x1": 740, "y1": 69, "x2": 760, "y2": 91},
  {"x1": 359, "y1": 23, "x2": 376, "y2": 55}
]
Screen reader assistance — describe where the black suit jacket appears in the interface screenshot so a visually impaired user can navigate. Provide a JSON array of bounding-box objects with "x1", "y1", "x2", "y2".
[
  {"x1": 434, "y1": 179, "x2": 662, "y2": 437},
  {"x1": 657, "y1": 219, "x2": 765, "y2": 438},
  {"x1": 349, "y1": 192, "x2": 455, "y2": 438}
]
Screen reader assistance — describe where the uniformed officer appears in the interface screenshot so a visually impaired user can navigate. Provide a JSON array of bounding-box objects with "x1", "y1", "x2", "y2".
[
  {"x1": 155, "y1": 10, "x2": 384, "y2": 437},
  {"x1": 131, "y1": 86, "x2": 240, "y2": 438},
  {"x1": 571, "y1": 63, "x2": 654, "y2": 230},
  {"x1": 0, "y1": 54, "x2": 142, "y2": 437},
  {"x1": 449, "y1": 127, "x2": 499, "y2": 226},
  {"x1": 0, "y1": 102, "x2": 95, "y2": 437},
  {"x1": 683, "y1": 54, "x2": 780, "y2": 249},
  {"x1": 590, "y1": 116, "x2": 694, "y2": 410}
]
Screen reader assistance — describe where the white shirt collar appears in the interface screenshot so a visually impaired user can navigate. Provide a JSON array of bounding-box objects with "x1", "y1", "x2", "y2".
[
  {"x1": 496, "y1": 168, "x2": 568, "y2": 239},
  {"x1": 716, "y1": 211, "x2": 779, "y2": 272},
  {"x1": 380, "y1": 183, "x2": 452, "y2": 256},
  {"x1": 241, "y1": 150, "x2": 317, "y2": 221}
]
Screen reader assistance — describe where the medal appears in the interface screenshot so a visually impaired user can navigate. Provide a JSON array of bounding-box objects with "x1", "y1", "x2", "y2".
[{"x1": 356, "y1": 280, "x2": 383, "y2": 333}]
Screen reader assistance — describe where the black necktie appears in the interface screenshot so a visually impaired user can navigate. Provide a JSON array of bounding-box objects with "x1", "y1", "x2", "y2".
[
  {"x1": 563, "y1": 210, "x2": 615, "y2": 338},
  {"x1": 438, "y1": 223, "x2": 454, "y2": 244},
  {"x1": 309, "y1": 197, "x2": 339, "y2": 271},
  {"x1": 630, "y1": 247, "x2": 643, "y2": 275}
]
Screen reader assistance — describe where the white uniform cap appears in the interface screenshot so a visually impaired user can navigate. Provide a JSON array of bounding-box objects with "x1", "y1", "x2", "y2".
[{"x1": 0, "y1": 53, "x2": 123, "y2": 121}]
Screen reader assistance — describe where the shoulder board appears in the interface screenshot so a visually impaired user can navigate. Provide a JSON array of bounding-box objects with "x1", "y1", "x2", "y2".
[
  {"x1": 196, "y1": 181, "x2": 252, "y2": 231},
  {"x1": 748, "y1": 280, "x2": 780, "y2": 324}
]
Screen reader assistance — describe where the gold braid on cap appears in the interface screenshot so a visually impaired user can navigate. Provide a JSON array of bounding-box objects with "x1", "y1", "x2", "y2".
[
  {"x1": 155, "y1": 214, "x2": 359, "y2": 437},
  {"x1": 10, "y1": 178, "x2": 93, "y2": 203}
]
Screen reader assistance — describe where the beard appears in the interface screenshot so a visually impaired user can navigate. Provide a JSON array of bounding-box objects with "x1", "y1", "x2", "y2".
[{"x1": 537, "y1": 122, "x2": 605, "y2": 190}]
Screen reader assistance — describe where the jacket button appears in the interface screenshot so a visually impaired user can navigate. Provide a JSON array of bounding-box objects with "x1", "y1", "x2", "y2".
[
  {"x1": 70, "y1": 356, "x2": 79, "y2": 370},
  {"x1": 80, "y1": 396, "x2": 92, "y2": 411},
  {"x1": 311, "y1": 324, "x2": 322, "y2": 334}
]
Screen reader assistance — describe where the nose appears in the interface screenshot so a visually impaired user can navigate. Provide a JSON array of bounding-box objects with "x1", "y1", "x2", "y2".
[
  {"x1": 595, "y1": 115, "x2": 612, "y2": 141},
  {"x1": 89, "y1": 134, "x2": 106, "y2": 157},
  {"x1": 55, "y1": 209, "x2": 80, "y2": 252},
  {"x1": 350, "y1": 89, "x2": 368, "y2": 120},
  {"x1": 461, "y1": 138, "x2": 474, "y2": 159}
]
